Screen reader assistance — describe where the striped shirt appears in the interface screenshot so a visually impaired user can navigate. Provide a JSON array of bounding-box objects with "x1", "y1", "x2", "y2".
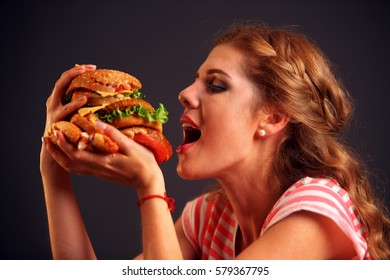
[{"x1": 181, "y1": 177, "x2": 370, "y2": 259}]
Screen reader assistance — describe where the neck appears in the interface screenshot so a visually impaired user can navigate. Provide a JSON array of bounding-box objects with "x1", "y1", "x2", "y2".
[
  {"x1": 216, "y1": 167, "x2": 280, "y2": 250},
  {"x1": 214, "y1": 133, "x2": 286, "y2": 252}
]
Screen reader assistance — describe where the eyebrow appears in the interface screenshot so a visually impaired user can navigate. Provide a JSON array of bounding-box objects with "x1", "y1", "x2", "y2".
[{"x1": 195, "y1": 68, "x2": 232, "y2": 79}]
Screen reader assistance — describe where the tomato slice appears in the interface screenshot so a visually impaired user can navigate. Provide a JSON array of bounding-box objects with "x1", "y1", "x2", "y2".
[
  {"x1": 115, "y1": 85, "x2": 126, "y2": 93},
  {"x1": 133, "y1": 133, "x2": 172, "y2": 164}
]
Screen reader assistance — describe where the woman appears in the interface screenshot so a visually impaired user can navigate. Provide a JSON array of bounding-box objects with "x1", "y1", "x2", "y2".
[{"x1": 40, "y1": 23, "x2": 390, "y2": 259}]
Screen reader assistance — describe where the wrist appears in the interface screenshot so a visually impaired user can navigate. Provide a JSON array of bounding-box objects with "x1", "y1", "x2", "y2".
[
  {"x1": 136, "y1": 179, "x2": 165, "y2": 199},
  {"x1": 135, "y1": 175, "x2": 175, "y2": 212},
  {"x1": 137, "y1": 192, "x2": 175, "y2": 213},
  {"x1": 135, "y1": 167, "x2": 165, "y2": 197},
  {"x1": 40, "y1": 143, "x2": 70, "y2": 185}
]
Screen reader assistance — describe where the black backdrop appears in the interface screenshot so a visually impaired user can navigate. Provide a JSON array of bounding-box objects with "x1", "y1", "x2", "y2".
[{"x1": 2, "y1": 0, "x2": 389, "y2": 259}]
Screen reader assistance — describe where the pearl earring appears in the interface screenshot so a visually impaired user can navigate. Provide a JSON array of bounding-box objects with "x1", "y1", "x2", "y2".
[{"x1": 258, "y1": 129, "x2": 266, "y2": 137}]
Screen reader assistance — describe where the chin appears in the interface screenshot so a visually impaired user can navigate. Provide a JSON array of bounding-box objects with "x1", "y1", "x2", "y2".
[
  {"x1": 176, "y1": 163, "x2": 195, "y2": 180},
  {"x1": 176, "y1": 160, "x2": 213, "y2": 180}
]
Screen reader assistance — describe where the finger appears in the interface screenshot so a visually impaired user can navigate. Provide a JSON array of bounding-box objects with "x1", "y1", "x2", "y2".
[
  {"x1": 53, "y1": 131, "x2": 96, "y2": 171},
  {"x1": 50, "y1": 64, "x2": 97, "y2": 106},
  {"x1": 42, "y1": 135, "x2": 72, "y2": 169},
  {"x1": 95, "y1": 121, "x2": 157, "y2": 165},
  {"x1": 52, "y1": 130, "x2": 77, "y2": 157},
  {"x1": 61, "y1": 95, "x2": 88, "y2": 117},
  {"x1": 42, "y1": 136, "x2": 60, "y2": 155},
  {"x1": 46, "y1": 95, "x2": 88, "y2": 131},
  {"x1": 95, "y1": 121, "x2": 135, "y2": 153}
]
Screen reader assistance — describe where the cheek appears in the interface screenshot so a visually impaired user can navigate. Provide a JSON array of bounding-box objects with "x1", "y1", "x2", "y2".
[
  {"x1": 207, "y1": 104, "x2": 256, "y2": 142},
  {"x1": 176, "y1": 107, "x2": 257, "y2": 178},
  {"x1": 176, "y1": 130, "x2": 254, "y2": 180},
  {"x1": 203, "y1": 119, "x2": 255, "y2": 163}
]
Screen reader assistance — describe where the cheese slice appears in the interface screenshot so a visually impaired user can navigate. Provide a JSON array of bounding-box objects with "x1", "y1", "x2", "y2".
[
  {"x1": 95, "y1": 90, "x2": 133, "y2": 97},
  {"x1": 77, "y1": 90, "x2": 136, "y2": 116},
  {"x1": 94, "y1": 91, "x2": 117, "y2": 97},
  {"x1": 78, "y1": 105, "x2": 105, "y2": 117}
]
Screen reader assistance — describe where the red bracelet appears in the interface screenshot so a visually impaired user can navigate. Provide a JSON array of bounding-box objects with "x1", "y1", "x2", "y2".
[{"x1": 137, "y1": 192, "x2": 175, "y2": 213}]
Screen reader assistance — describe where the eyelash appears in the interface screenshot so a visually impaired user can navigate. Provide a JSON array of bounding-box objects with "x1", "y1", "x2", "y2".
[{"x1": 206, "y1": 80, "x2": 226, "y2": 93}]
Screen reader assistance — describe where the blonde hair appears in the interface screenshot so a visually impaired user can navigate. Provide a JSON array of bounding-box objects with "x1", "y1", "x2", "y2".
[{"x1": 214, "y1": 22, "x2": 390, "y2": 259}]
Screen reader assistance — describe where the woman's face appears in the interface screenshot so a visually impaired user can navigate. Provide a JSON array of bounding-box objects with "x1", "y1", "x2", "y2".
[{"x1": 176, "y1": 44, "x2": 262, "y2": 180}]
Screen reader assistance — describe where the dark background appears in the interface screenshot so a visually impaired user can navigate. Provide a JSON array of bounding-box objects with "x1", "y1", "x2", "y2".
[{"x1": 1, "y1": 0, "x2": 389, "y2": 259}]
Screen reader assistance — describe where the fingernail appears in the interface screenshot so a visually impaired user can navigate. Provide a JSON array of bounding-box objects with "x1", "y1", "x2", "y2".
[
  {"x1": 95, "y1": 121, "x2": 107, "y2": 130},
  {"x1": 74, "y1": 64, "x2": 84, "y2": 69},
  {"x1": 77, "y1": 95, "x2": 86, "y2": 102},
  {"x1": 74, "y1": 64, "x2": 96, "y2": 70},
  {"x1": 53, "y1": 130, "x2": 58, "y2": 139}
]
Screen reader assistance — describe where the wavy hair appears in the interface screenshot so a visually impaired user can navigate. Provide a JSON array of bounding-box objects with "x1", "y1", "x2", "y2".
[{"x1": 214, "y1": 22, "x2": 390, "y2": 259}]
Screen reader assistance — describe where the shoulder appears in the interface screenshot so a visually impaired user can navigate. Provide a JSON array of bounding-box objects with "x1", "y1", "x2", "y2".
[
  {"x1": 261, "y1": 176, "x2": 369, "y2": 259},
  {"x1": 263, "y1": 177, "x2": 353, "y2": 230},
  {"x1": 238, "y1": 207, "x2": 357, "y2": 259}
]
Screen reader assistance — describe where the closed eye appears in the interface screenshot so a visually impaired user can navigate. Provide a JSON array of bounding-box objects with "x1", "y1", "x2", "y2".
[{"x1": 207, "y1": 83, "x2": 226, "y2": 93}]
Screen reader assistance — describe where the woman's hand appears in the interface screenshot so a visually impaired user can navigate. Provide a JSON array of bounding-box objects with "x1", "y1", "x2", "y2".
[
  {"x1": 41, "y1": 63, "x2": 165, "y2": 194},
  {"x1": 40, "y1": 65, "x2": 179, "y2": 260},
  {"x1": 41, "y1": 65, "x2": 97, "y2": 177},
  {"x1": 43, "y1": 64, "x2": 97, "y2": 136},
  {"x1": 43, "y1": 121, "x2": 164, "y2": 194},
  {"x1": 40, "y1": 65, "x2": 99, "y2": 259}
]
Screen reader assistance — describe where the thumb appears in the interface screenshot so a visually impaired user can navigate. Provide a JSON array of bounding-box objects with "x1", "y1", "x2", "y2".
[{"x1": 95, "y1": 121, "x2": 134, "y2": 151}]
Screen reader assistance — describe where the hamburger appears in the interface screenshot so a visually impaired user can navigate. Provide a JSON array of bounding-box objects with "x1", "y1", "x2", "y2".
[{"x1": 48, "y1": 69, "x2": 172, "y2": 164}]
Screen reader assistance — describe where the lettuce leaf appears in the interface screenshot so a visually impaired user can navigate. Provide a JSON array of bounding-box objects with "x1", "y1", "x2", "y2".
[
  {"x1": 98, "y1": 103, "x2": 169, "y2": 124},
  {"x1": 122, "y1": 89, "x2": 145, "y2": 99}
]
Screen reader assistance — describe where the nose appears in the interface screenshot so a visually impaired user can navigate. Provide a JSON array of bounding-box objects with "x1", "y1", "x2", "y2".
[{"x1": 178, "y1": 82, "x2": 199, "y2": 109}]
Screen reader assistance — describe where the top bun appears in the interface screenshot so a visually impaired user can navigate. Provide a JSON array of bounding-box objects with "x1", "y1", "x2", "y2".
[{"x1": 66, "y1": 69, "x2": 142, "y2": 96}]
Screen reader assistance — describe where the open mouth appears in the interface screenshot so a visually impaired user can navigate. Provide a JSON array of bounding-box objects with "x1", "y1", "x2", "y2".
[
  {"x1": 177, "y1": 115, "x2": 201, "y2": 154},
  {"x1": 183, "y1": 124, "x2": 201, "y2": 145}
]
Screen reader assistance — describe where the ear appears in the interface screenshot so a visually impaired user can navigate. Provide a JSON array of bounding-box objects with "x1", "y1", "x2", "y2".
[{"x1": 257, "y1": 108, "x2": 290, "y2": 137}]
